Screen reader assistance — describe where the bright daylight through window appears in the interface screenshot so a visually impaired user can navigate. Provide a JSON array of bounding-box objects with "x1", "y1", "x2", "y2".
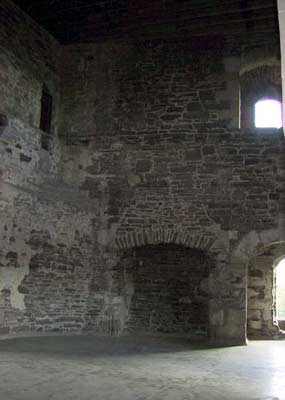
[
  {"x1": 255, "y1": 99, "x2": 282, "y2": 128},
  {"x1": 275, "y1": 258, "x2": 285, "y2": 324}
]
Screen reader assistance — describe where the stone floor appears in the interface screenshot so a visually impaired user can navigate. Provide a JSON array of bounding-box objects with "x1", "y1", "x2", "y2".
[{"x1": 0, "y1": 335, "x2": 284, "y2": 400}]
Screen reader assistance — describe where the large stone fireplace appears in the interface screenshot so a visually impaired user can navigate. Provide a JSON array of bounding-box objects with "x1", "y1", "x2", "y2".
[{"x1": 112, "y1": 244, "x2": 209, "y2": 337}]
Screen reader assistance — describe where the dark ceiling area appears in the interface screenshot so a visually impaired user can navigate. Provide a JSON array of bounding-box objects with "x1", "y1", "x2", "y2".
[{"x1": 14, "y1": 0, "x2": 280, "y2": 45}]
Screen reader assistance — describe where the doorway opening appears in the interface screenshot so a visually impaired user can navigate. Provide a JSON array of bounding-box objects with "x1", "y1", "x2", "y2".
[
  {"x1": 273, "y1": 258, "x2": 285, "y2": 332},
  {"x1": 247, "y1": 244, "x2": 285, "y2": 339}
]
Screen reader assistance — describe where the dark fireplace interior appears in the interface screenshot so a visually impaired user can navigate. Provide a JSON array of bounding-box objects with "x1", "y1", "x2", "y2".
[{"x1": 113, "y1": 244, "x2": 209, "y2": 337}]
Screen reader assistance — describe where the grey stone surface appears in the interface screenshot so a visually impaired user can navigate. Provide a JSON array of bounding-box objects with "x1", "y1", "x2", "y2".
[
  {"x1": 0, "y1": 0, "x2": 61, "y2": 128},
  {"x1": 0, "y1": 0, "x2": 284, "y2": 345},
  {"x1": 0, "y1": 336, "x2": 285, "y2": 400}
]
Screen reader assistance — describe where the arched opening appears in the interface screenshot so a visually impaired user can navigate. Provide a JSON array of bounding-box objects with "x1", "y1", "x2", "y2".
[
  {"x1": 119, "y1": 244, "x2": 209, "y2": 336},
  {"x1": 255, "y1": 99, "x2": 282, "y2": 128},
  {"x1": 88, "y1": 244, "x2": 211, "y2": 337},
  {"x1": 273, "y1": 258, "x2": 285, "y2": 332},
  {"x1": 240, "y1": 64, "x2": 282, "y2": 129},
  {"x1": 247, "y1": 243, "x2": 285, "y2": 339}
]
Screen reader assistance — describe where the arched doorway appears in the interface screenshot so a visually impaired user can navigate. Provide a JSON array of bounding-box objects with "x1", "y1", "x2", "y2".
[
  {"x1": 273, "y1": 258, "x2": 285, "y2": 332},
  {"x1": 247, "y1": 243, "x2": 285, "y2": 339}
]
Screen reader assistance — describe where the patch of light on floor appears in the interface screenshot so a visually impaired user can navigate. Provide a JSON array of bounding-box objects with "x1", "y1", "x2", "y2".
[{"x1": 271, "y1": 344, "x2": 285, "y2": 399}]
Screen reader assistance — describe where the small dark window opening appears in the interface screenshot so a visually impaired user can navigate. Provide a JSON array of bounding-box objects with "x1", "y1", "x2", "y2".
[{"x1": 40, "y1": 85, "x2": 53, "y2": 150}]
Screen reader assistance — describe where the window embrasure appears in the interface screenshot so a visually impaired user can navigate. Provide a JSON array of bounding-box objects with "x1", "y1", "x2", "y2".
[{"x1": 39, "y1": 84, "x2": 53, "y2": 151}]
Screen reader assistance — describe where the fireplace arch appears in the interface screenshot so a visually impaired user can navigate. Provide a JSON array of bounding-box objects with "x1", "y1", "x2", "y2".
[
  {"x1": 110, "y1": 243, "x2": 211, "y2": 337},
  {"x1": 115, "y1": 229, "x2": 215, "y2": 252}
]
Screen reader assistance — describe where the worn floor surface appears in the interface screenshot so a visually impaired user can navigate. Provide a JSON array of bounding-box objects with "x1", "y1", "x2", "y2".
[{"x1": 0, "y1": 335, "x2": 284, "y2": 400}]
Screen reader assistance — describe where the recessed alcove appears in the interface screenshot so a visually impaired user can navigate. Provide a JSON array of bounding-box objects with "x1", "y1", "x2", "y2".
[
  {"x1": 240, "y1": 63, "x2": 282, "y2": 129},
  {"x1": 112, "y1": 244, "x2": 210, "y2": 337}
]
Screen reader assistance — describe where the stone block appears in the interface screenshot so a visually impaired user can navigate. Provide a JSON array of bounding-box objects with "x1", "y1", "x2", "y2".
[{"x1": 185, "y1": 148, "x2": 202, "y2": 162}]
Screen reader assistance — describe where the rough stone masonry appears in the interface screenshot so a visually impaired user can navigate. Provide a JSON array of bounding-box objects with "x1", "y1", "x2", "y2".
[{"x1": 0, "y1": 0, "x2": 284, "y2": 344}]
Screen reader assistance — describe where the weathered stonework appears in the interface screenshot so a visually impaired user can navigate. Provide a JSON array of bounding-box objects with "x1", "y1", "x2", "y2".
[
  {"x1": 0, "y1": 0, "x2": 61, "y2": 129},
  {"x1": 60, "y1": 126, "x2": 284, "y2": 344},
  {"x1": 0, "y1": 115, "x2": 96, "y2": 335},
  {"x1": 0, "y1": 3, "x2": 97, "y2": 336},
  {"x1": 60, "y1": 42, "x2": 240, "y2": 143},
  {"x1": 0, "y1": 0, "x2": 284, "y2": 345},
  {"x1": 63, "y1": 129, "x2": 284, "y2": 238}
]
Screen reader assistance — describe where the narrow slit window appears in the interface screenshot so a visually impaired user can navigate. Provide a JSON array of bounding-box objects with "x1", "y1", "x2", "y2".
[
  {"x1": 273, "y1": 258, "x2": 285, "y2": 332},
  {"x1": 255, "y1": 99, "x2": 282, "y2": 128},
  {"x1": 40, "y1": 85, "x2": 53, "y2": 150}
]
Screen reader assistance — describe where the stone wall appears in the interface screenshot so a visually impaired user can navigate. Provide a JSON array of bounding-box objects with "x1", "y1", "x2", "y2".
[
  {"x1": 0, "y1": 1, "x2": 284, "y2": 343},
  {"x1": 0, "y1": 2, "x2": 96, "y2": 335},
  {"x1": 0, "y1": 115, "x2": 97, "y2": 335},
  {"x1": 61, "y1": 126, "x2": 284, "y2": 344},
  {"x1": 0, "y1": 0, "x2": 61, "y2": 129},
  {"x1": 62, "y1": 129, "x2": 284, "y2": 237},
  {"x1": 59, "y1": 41, "x2": 240, "y2": 142},
  {"x1": 58, "y1": 39, "x2": 284, "y2": 344}
]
